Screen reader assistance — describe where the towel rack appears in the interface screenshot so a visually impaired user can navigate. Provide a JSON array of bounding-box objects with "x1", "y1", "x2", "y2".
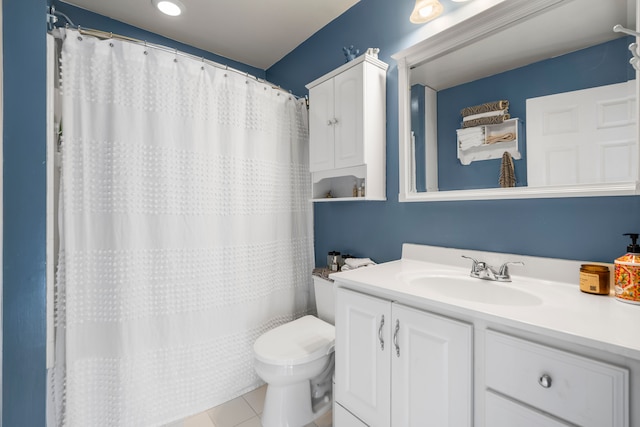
[{"x1": 613, "y1": 24, "x2": 640, "y2": 71}]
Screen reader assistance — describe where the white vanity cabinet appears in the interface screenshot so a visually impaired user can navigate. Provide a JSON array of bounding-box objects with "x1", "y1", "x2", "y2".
[
  {"x1": 335, "y1": 287, "x2": 473, "y2": 427},
  {"x1": 306, "y1": 53, "x2": 388, "y2": 201},
  {"x1": 331, "y1": 244, "x2": 638, "y2": 426}
]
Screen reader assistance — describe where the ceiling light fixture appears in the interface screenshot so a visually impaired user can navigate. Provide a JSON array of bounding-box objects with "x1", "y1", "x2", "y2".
[
  {"x1": 152, "y1": 0, "x2": 184, "y2": 17},
  {"x1": 410, "y1": 0, "x2": 444, "y2": 24}
]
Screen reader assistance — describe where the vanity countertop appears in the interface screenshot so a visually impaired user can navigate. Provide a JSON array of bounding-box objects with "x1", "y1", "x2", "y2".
[{"x1": 331, "y1": 244, "x2": 640, "y2": 361}]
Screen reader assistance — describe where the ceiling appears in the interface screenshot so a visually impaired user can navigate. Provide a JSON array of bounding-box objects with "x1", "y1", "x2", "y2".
[{"x1": 60, "y1": 0, "x2": 361, "y2": 70}]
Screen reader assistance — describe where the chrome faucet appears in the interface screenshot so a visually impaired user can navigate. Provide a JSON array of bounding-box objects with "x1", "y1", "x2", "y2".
[{"x1": 462, "y1": 255, "x2": 524, "y2": 282}]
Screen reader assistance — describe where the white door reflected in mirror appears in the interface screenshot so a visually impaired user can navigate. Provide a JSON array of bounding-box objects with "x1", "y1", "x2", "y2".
[{"x1": 527, "y1": 81, "x2": 637, "y2": 187}]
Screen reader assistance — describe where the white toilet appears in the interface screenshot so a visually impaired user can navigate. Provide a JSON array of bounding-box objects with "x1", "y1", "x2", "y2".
[{"x1": 253, "y1": 276, "x2": 335, "y2": 427}]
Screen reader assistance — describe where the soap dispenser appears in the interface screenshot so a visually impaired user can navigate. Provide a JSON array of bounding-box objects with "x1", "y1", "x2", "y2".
[{"x1": 614, "y1": 233, "x2": 640, "y2": 304}]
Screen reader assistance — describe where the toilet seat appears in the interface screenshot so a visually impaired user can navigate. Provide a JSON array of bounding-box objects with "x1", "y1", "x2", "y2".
[{"x1": 254, "y1": 315, "x2": 335, "y2": 366}]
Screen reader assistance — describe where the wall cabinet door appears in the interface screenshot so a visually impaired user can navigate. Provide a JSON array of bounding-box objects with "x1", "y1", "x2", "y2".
[
  {"x1": 391, "y1": 303, "x2": 473, "y2": 427},
  {"x1": 333, "y1": 64, "x2": 364, "y2": 169},
  {"x1": 308, "y1": 78, "x2": 335, "y2": 172},
  {"x1": 309, "y1": 63, "x2": 364, "y2": 172},
  {"x1": 335, "y1": 288, "x2": 391, "y2": 427}
]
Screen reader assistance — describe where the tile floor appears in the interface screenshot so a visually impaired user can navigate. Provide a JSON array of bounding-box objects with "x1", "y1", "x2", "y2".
[{"x1": 164, "y1": 385, "x2": 333, "y2": 427}]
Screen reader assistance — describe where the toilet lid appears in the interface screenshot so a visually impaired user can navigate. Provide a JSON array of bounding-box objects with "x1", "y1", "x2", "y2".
[{"x1": 254, "y1": 315, "x2": 335, "y2": 366}]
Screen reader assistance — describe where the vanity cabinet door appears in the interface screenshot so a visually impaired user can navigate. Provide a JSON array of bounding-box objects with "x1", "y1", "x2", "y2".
[
  {"x1": 334, "y1": 402, "x2": 370, "y2": 427},
  {"x1": 335, "y1": 288, "x2": 391, "y2": 427},
  {"x1": 391, "y1": 304, "x2": 473, "y2": 427}
]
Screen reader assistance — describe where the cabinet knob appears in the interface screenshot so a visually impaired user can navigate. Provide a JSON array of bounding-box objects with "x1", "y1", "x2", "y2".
[
  {"x1": 538, "y1": 374, "x2": 552, "y2": 388},
  {"x1": 327, "y1": 120, "x2": 333, "y2": 126}
]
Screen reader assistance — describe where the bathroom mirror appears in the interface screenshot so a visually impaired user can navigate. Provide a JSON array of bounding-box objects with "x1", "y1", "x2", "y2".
[{"x1": 393, "y1": 0, "x2": 640, "y2": 202}]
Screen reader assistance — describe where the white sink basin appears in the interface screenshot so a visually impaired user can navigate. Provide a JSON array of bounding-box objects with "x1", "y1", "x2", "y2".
[{"x1": 402, "y1": 272, "x2": 543, "y2": 307}]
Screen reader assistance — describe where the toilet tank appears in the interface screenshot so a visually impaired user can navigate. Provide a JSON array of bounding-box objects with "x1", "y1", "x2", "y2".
[{"x1": 313, "y1": 276, "x2": 335, "y2": 325}]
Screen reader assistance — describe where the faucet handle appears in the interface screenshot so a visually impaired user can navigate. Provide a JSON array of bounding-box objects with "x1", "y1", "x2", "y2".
[
  {"x1": 462, "y1": 255, "x2": 483, "y2": 272},
  {"x1": 462, "y1": 255, "x2": 477, "y2": 265},
  {"x1": 497, "y1": 261, "x2": 524, "y2": 277}
]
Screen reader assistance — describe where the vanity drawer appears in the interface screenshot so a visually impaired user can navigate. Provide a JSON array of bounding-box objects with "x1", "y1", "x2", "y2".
[
  {"x1": 485, "y1": 390, "x2": 571, "y2": 427},
  {"x1": 484, "y1": 330, "x2": 629, "y2": 427}
]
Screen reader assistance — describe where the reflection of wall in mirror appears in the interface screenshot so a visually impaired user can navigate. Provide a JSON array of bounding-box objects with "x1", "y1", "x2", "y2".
[{"x1": 411, "y1": 36, "x2": 636, "y2": 192}]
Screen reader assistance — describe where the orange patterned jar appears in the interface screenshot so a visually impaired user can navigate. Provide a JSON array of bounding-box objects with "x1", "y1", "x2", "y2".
[{"x1": 614, "y1": 233, "x2": 640, "y2": 305}]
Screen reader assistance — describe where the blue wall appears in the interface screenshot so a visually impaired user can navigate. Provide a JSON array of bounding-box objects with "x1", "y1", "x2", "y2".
[
  {"x1": 3, "y1": 0, "x2": 640, "y2": 424},
  {"x1": 266, "y1": 0, "x2": 640, "y2": 267},
  {"x1": 3, "y1": 0, "x2": 48, "y2": 425}
]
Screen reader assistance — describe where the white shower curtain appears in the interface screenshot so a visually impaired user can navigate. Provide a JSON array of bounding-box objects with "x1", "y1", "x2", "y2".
[{"x1": 49, "y1": 29, "x2": 313, "y2": 426}]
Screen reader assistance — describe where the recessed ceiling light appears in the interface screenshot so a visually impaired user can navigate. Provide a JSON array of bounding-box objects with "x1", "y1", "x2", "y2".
[{"x1": 152, "y1": 0, "x2": 184, "y2": 16}]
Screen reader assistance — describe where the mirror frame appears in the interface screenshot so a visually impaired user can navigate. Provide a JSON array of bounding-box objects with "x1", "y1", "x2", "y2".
[{"x1": 393, "y1": 0, "x2": 640, "y2": 202}]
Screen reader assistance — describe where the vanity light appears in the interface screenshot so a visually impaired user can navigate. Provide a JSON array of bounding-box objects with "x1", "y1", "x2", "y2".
[
  {"x1": 152, "y1": 0, "x2": 184, "y2": 16},
  {"x1": 410, "y1": 0, "x2": 444, "y2": 24}
]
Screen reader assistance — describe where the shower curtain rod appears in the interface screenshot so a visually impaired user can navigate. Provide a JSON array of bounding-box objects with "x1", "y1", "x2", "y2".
[{"x1": 48, "y1": 17, "x2": 303, "y2": 102}]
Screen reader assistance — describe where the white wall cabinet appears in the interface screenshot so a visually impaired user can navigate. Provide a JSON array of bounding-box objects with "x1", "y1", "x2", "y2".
[
  {"x1": 306, "y1": 53, "x2": 388, "y2": 201},
  {"x1": 335, "y1": 288, "x2": 473, "y2": 427}
]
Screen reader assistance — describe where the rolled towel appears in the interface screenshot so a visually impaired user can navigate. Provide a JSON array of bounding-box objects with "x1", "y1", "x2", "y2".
[
  {"x1": 459, "y1": 138, "x2": 484, "y2": 150},
  {"x1": 462, "y1": 114, "x2": 510, "y2": 128},
  {"x1": 485, "y1": 132, "x2": 516, "y2": 145},
  {"x1": 457, "y1": 133, "x2": 485, "y2": 143},
  {"x1": 460, "y1": 100, "x2": 509, "y2": 117},
  {"x1": 458, "y1": 134, "x2": 485, "y2": 143},
  {"x1": 462, "y1": 109, "x2": 508, "y2": 123},
  {"x1": 344, "y1": 257, "x2": 376, "y2": 269},
  {"x1": 456, "y1": 127, "x2": 484, "y2": 137}
]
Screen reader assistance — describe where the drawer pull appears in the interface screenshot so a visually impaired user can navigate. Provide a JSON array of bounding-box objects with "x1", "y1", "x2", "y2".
[
  {"x1": 378, "y1": 315, "x2": 385, "y2": 351},
  {"x1": 393, "y1": 319, "x2": 400, "y2": 357},
  {"x1": 538, "y1": 374, "x2": 552, "y2": 388}
]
